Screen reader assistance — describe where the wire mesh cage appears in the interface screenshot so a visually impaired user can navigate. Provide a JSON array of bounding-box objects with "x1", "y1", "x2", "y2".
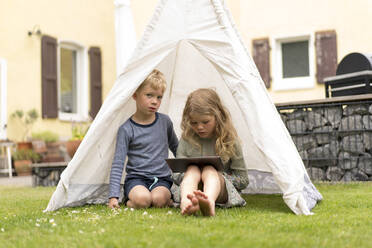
[{"x1": 277, "y1": 99, "x2": 372, "y2": 182}]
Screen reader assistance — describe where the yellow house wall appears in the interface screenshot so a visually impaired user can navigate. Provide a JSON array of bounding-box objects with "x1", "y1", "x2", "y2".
[
  {"x1": 238, "y1": 0, "x2": 372, "y2": 103},
  {"x1": 0, "y1": 0, "x2": 116, "y2": 141},
  {"x1": 3, "y1": 0, "x2": 370, "y2": 140},
  {"x1": 129, "y1": 0, "x2": 372, "y2": 104}
]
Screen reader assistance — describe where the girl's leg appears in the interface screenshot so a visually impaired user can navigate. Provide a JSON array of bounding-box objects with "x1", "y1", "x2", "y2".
[
  {"x1": 151, "y1": 186, "x2": 172, "y2": 208},
  {"x1": 180, "y1": 165, "x2": 201, "y2": 215},
  {"x1": 127, "y1": 185, "x2": 152, "y2": 209},
  {"x1": 195, "y1": 166, "x2": 227, "y2": 216}
]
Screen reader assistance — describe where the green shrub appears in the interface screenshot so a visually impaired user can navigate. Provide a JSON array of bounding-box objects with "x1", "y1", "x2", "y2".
[
  {"x1": 71, "y1": 122, "x2": 90, "y2": 140},
  {"x1": 12, "y1": 149, "x2": 41, "y2": 162},
  {"x1": 32, "y1": 131, "x2": 59, "y2": 143}
]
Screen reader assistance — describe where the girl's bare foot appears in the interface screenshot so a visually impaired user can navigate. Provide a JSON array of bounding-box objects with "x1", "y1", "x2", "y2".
[
  {"x1": 181, "y1": 194, "x2": 199, "y2": 215},
  {"x1": 194, "y1": 190, "x2": 215, "y2": 216}
]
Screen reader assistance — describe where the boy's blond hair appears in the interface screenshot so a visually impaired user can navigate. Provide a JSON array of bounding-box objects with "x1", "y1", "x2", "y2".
[
  {"x1": 136, "y1": 69, "x2": 167, "y2": 93},
  {"x1": 181, "y1": 88, "x2": 238, "y2": 163}
]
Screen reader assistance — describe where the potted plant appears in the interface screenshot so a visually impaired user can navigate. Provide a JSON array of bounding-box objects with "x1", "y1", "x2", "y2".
[
  {"x1": 12, "y1": 149, "x2": 40, "y2": 176},
  {"x1": 66, "y1": 122, "x2": 90, "y2": 158},
  {"x1": 32, "y1": 131, "x2": 64, "y2": 162},
  {"x1": 11, "y1": 109, "x2": 39, "y2": 150}
]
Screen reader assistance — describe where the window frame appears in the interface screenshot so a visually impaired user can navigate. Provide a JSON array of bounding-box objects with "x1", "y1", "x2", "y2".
[
  {"x1": 272, "y1": 34, "x2": 315, "y2": 91},
  {"x1": 57, "y1": 40, "x2": 89, "y2": 122}
]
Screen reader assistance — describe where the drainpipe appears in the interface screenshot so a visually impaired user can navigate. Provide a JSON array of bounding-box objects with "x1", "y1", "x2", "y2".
[
  {"x1": 114, "y1": 0, "x2": 137, "y2": 77},
  {"x1": 0, "y1": 59, "x2": 7, "y2": 140}
]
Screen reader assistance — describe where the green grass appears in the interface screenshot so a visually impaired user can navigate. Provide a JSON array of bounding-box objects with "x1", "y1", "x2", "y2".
[{"x1": 0, "y1": 183, "x2": 371, "y2": 248}]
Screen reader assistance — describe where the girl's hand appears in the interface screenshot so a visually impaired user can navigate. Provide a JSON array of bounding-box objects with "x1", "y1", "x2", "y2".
[{"x1": 108, "y1": 198, "x2": 120, "y2": 209}]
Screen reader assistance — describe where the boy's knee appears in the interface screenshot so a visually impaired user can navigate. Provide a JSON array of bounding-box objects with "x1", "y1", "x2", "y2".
[
  {"x1": 151, "y1": 188, "x2": 171, "y2": 207},
  {"x1": 131, "y1": 194, "x2": 152, "y2": 208},
  {"x1": 152, "y1": 194, "x2": 169, "y2": 208}
]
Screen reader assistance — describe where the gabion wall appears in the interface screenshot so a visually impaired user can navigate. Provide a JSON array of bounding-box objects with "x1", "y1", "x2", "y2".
[{"x1": 277, "y1": 99, "x2": 372, "y2": 182}]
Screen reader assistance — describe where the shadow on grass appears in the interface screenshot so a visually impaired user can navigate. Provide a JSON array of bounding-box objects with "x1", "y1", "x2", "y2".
[{"x1": 242, "y1": 194, "x2": 292, "y2": 214}]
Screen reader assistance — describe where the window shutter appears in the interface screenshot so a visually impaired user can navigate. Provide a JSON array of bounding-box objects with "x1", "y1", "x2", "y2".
[
  {"x1": 315, "y1": 30, "x2": 337, "y2": 84},
  {"x1": 41, "y1": 35, "x2": 58, "y2": 118},
  {"x1": 252, "y1": 38, "x2": 271, "y2": 88},
  {"x1": 88, "y1": 47, "x2": 102, "y2": 119}
]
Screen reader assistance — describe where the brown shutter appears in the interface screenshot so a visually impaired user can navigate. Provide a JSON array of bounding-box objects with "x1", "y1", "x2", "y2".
[
  {"x1": 88, "y1": 47, "x2": 102, "y2": 119},
  {"x1": 252, "y1": 38, "x2": 271, "y2": 88},
  {"x1": 315, "y1": 30, "x2": 337, "y2": 84},
  {"x1": 41, "y1": 35, "x2": 58, "y2": 118}
]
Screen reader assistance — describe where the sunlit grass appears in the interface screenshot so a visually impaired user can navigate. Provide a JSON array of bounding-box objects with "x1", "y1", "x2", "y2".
[{"x1": 0, "y1": 182, "x2": 371, "y2": 248}]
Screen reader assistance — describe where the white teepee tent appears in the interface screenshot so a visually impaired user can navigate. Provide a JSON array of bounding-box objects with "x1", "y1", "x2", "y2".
[{"x1": 45, "y1": 0, "x2": 322, "y2": 215}]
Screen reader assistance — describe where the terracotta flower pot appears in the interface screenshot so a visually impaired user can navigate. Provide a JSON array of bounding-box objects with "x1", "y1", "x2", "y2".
[
  {"x1": 17, "y1": 142, "x2": 32, "y2": 150},
  {"x1": 14, "y1": 160, "x2": 32, "y2": 176},
  {"x1": 66, "y1": 140, "x2": 82, "y2": 158}
]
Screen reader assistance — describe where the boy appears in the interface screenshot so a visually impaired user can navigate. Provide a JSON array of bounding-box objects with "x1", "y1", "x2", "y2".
[{"x1": 108, "y1": 69, "x2": 178, "y2": 209}]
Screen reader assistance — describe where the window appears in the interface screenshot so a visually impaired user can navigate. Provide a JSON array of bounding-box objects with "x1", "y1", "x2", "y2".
[
  {"x1": 58, "y1": 42, "x2": 88, "y2": 121},
  {"x1": 272, "y1": 35, "x2": 314, "y2": 91}
]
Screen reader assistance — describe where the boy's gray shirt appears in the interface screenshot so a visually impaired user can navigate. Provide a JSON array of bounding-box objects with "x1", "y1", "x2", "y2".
[{"x1": 109, "y1": 112, "x2": 178, "y2": 198}]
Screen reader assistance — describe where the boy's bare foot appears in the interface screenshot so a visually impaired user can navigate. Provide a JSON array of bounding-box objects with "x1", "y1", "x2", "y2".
[
  {"x1": 194, "y1": 190, "x2": 215, "y2": 217},
  {"x1": 181, "y1": 194, "x2": 199, "y2": 215}
]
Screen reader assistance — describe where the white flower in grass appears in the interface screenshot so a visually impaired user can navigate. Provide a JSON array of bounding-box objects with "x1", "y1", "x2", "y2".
[
  {"x1": 49, "y1": 219, "x2": 55, "y2": 223},
  {"x1": 78, "y1": 230, "x2": 84, "y2": 234},
  {"x1": 130, "y1": 208, "x2": 134, "y2": 211},
  {"x1": 124, "y1": 208, "x2": 128, "y2": 211},
  {"x1": 71, "y1": 210, "x2": 80, "y2": 214},
  {"x1": 1, "y1": 228, "x2": 4, "y2": 232},
  {"x1": 52, "y1": 223, "x2": 57, "y2": 227},
  {"x1": 142, "y1": 211, "x2": 148, "y2": 216},
  {"x1": 35, "y1": 223, "x2": 40, "y2": 227},
  {"x1": 167, "y1": 211, "x2": 173, "y2": 215},
  {"x1": 149, "y1": 215, "x2": 153, "y2": 219}
]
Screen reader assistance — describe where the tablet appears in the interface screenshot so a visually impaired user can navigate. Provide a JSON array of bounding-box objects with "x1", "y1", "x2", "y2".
[{"x1": 165, "y1": 156, "x2": 224, "y2": 173}]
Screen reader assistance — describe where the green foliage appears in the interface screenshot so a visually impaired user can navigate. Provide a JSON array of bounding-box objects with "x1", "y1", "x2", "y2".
[
  {"x1": 11, "y1": 109, "x2": 39, "y2": 141},
  {"x1": 0, "y1": 182, "x2": 371, "y2": 248},
  {"x1": 11, "y1": 149, "x2": 41, "y2": 162},
  {"x1": 31, "y1": 131, "x2": 59, "y2": 143},
  {"x1": 70, "y1": 122, "x2": 89, "y2": 140}
]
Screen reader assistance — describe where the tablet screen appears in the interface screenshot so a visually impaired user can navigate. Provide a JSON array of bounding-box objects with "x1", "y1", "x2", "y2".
[{"x1": 165, "y1": 156, "x2": 224, "y2": 173}]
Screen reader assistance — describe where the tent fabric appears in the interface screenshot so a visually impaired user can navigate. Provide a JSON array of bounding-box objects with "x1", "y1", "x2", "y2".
[{"x1": 45, "y1": 0, "x2": 322, "y2": 215}]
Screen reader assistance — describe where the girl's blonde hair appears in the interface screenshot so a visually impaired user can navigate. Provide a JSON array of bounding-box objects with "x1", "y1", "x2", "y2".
[
  {"x1": 136, "y1": 69, "x2": 166, "y2": 93},
  {"x1": 181, "y1": 88, "x2": 238, "y2": 162}
]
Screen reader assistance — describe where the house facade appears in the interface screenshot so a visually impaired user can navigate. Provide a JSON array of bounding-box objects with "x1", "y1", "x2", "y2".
[
  {"x1": 1, "y1": 0, "x2": 371, "y2": 141},
  {"x1": 129, "y1": 0, "x2": 372, "y2": 103},
  {"x1": 0, "y1": 0, "x2": 117, "y2": 141},
  {"x1": 237, "y1": 0, "x2": 372, "y2": 103}
]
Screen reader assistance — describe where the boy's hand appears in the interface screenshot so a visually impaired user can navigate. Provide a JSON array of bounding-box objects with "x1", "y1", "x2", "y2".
[{"x1": 108, "y1": 197, "x2": 120, "y2": 209}]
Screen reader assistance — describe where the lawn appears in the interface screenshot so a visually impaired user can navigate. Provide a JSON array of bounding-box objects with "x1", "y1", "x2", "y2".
[{"x1": 0, "y1": 182, "x2": 371, "y2": 248}]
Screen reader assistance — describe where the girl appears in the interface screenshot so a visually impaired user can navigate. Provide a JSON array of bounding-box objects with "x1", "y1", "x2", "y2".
[{"x1": 176, "y1": 88, "x2": 249, "y2": 216}]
